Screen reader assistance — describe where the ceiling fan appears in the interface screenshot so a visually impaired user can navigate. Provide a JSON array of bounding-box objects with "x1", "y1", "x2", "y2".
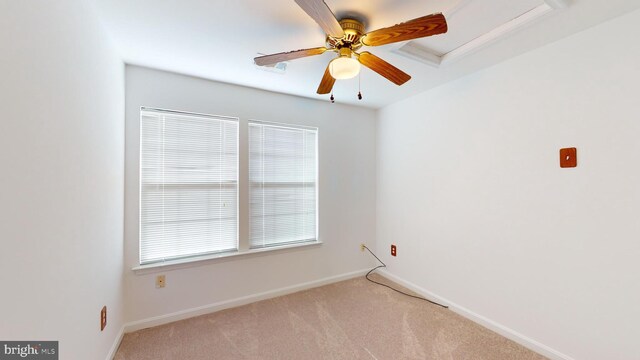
[{"x1": 254, "y1": 0, "x2": 448, "y2": 95}]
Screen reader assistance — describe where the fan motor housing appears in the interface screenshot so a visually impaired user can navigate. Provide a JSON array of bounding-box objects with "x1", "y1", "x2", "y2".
[
  {"x1": 327, "y1": 18, "x2": 365, "y2": 51},
  {"x1": 340, "y1": 19, "x2": 365, "y2": 39}
]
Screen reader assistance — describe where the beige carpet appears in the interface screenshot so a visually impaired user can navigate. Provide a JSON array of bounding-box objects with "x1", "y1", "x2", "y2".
[{"x1": 115, "y1": 274, "x2": 547, "y2": 360}]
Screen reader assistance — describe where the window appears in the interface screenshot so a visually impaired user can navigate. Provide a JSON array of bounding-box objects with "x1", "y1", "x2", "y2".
[
  {"x1": 139, "y1": 108, "x2": 238, "y2": 265},
  {"x1": 249, "y1": 121, "x2": 318, "y2": 248},
  {"x1": 137, "y1": 109, "x2": 318, "y2": 268}
]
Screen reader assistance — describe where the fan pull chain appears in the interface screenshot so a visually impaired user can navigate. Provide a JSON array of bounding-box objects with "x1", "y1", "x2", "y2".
[
  {"x1": 357, "y1": 72, "x2": 363, "y2": 100},
  {"x1": 330, "y1": 91, "x2": 335, "y2": 103}
]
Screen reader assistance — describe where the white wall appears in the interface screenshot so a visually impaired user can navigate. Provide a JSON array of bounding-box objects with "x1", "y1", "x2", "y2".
[
  {"x1": 0, "y1": 1, "x2": 125, "y2": 359},
  {"x1": 124, "y1": 66, "x2": 376, "y2": 323},
  {"x1": 377, "y1": 8, "x2": 640, "y2": 360}
]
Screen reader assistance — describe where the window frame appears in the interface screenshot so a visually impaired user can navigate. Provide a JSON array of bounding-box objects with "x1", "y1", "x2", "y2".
[
  {"x1": 248, "y1": 119, "x2": 320, "y2": 249},
  {"x1": 133, "y1": 109, "x2": 321, "y2": 272},
  {"x1": 138, "y1": 107, "x2": 240, "y2": 266}
]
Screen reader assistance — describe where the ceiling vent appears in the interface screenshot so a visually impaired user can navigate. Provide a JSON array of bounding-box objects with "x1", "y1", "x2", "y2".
[{"x1": 392, "y1": 42, "x2": 443, "y2": 68}]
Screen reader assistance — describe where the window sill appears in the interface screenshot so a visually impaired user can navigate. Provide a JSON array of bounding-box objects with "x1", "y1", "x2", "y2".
[{"x1": 132, "y1": 240, "x2": 323, "y2": 275}]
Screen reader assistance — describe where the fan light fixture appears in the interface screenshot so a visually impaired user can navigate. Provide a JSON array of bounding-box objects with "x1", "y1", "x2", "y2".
[
  {"x1": 329, "y1": 48, "x2": 360, "y2": 79},
  {"x1": 329, "y1": 56, "x2": 360, "y2": 79}
]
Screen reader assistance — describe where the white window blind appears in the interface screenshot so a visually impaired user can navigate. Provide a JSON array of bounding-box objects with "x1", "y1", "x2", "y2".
[
  {"x1": 249, "y1": 121, "x2": 318, "y2": 249},
  {"x1": 140, "y1": 109, "x2": 238, "y2": 265}
]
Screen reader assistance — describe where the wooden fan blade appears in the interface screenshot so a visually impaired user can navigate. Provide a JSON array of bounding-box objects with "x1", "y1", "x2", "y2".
[
  {"x1": 295, "y1": 0, "x2": 344, "y2": 38},
  {"x1": 316, "y1": 63, "x2": 335, "y2": 94},
  {"x1": 358, "y1": 52, "x2": 411, "y2": 86},
  {"x1": 254, "y1": 47, "x2": 327, "y2": 66},
  {"x1": 361, "y1": 13, "x2": 447, "y2": 47}
]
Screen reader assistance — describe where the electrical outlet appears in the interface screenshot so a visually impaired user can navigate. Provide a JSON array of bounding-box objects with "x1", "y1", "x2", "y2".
[
  {"x1": 360, "y1": 243, "x2": 365, "y2": 252},
  {"x1": 391, "y1": 244, "x2": 397, "y2": 257},
  {"x1": 156, "y1": 275, "x2": 166, "y2": 288},
  {"x1": 100, "y1": 306, "x2": 107, "y2": 331}
]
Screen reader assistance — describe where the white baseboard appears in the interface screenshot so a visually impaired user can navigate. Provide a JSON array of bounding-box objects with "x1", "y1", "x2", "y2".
[
  {"x1": 106, "y1": 325, "x2": 125, "y2": 360},
  {"x1": 378, "y1": 269, "x2": 575, "y2": 360},
  {"x1": 122, "y1": 268, "x2": 371, "y2": 333}
]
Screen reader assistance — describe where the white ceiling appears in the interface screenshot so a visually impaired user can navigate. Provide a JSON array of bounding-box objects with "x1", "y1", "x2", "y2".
[{"x1": 93, "y1": 0, "x2": 640, "y2": 109}]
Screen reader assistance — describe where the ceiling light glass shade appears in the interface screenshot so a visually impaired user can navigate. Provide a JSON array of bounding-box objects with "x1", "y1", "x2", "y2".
[{"x1": 329, "y1": 57, "x2": 361, "y2": 79}]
